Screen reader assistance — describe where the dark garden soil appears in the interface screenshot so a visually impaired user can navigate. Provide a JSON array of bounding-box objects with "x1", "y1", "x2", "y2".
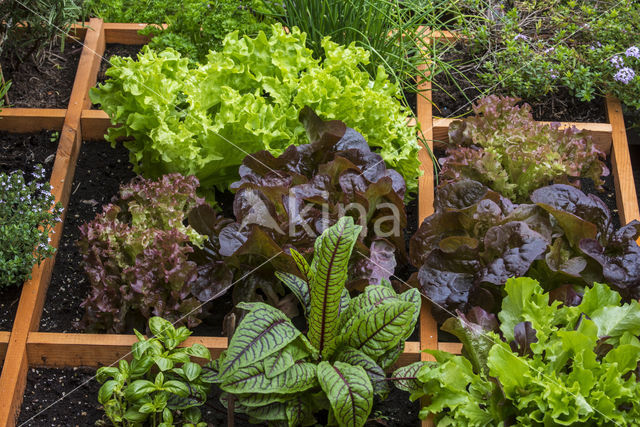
[
  {"x1": 431, "y1": 42, "x2": 607, "y2": 122},
  {"x1": 1, "y1": 41, "x2": 83, "y2": 109},
  {"x1": 404, "y1": 91, "x2": 418, "y2": 116},
  {"x1": 368, "y1": 388, "x2": 421, "y2": 426},
  {"x1": 631, "y1": 144, "x2": 640, "y2": 205},
  {"x1": 39, "y1": 141, "x2": 135, "y2": 332},
  {"x1": 0, "y1": 130, "x2": 58, "y2": 178},
  {"x1": 0, "y1": 130, "x2": 59, "y2": 330},
  {"x1": 18, "y1": 367, "x2": 102, "y2": 427},
  {"x1": 0, "y1": 284, "x2": 21, "y2": 331},
  {"x1": 18, "y1": 368, "x2": 419, "y2": 426}
]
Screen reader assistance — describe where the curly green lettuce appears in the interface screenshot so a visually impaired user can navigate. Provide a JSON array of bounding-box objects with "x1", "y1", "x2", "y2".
[
  {"x1": 394, "y1": 278, "x2": 640, "y2": 426},
  {"x1": 91, "y1": 24, "x2": 421, "y2": 200}
]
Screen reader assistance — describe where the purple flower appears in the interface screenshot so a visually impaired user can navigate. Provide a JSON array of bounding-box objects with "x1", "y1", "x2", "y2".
[
  {"x1": 625, "y1": 46, "x2": 640, "y2": 59},
  {"x1": 614, "y1": 67, "x2": 636, "y2": 84},
  {"x1": 610, "y1": 55, "x2": 624, "y2": 69},
  {"x1": 514, "y1": 34, "x2": 529, "y2": 42},
  {"x1": 544, "y1": 47, "x2": 555, "y2": 54}
]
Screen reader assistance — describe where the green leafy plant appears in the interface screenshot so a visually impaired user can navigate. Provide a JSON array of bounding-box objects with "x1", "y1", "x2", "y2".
[
  {"x1": 410, "y1": 179, "x2": 640, "y2": 321},
  {"x1": 451, "y1": 0, "x2": 640, "y2": 111},
  {"x1": 0, "y1": 79, "x2": 9, "y2": 110},
  {"x1": 394, "y1": 277, "x2": 640, "y2": 426},
  {"x1": 90, "y1": 24, "x2": 422, "y2": 199},
  {"x1": 0, "y1": 0, "x2": 83, "y2": 64},
  {"x1": 83, "y1": 0, "x2": 271, "y2": 62},
  {"x1": 440, "y1": 96, "x2": 608, "y2": 202},
  {"x1": 256, "y1": 0, "x2": 458, "y2": 94},
  {"x1": 78, "y1": 173, "x2": 220, "y2": 333},
  {"x1": 205, "y1": 217, "x2": 421, "y2": 426},
  {"x1": 96, "y1": 317, "x2": 211, "y2": 427},
  {"x1": 0, "y1": 165, "x2": 62, "y2": 288}
]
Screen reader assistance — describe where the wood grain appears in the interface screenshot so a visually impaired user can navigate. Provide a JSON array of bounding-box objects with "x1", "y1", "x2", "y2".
[
  {"x1": 80, "y1": 109, "x2": 112, "y2": 140},
  {"x1": 438, "y1": 342, "x2": 462, "y2": 354},
  {"x1": 432, "y1": 118, "x2": 613, "y2": 155},
  {"x1": 104, "y1": 22, "x2": 166, "y2": 44},
  {"x1": 0, "y1": 109, "x2": 65, "y2": 133},
  {"x1": 25, "y1": 333, "x2": 422, "y2": 368},
  {"x1": 0, "y1": 332, "x2": 9, "y2": 363},
  {"x1": 416, "y1": 48, "x2": 437, "y2": 427},
  {"x1": 605, "y1": 96, "x2": 640, "y2": 232},
  {"x1": 0, "y1": 18, "x2": 105, "y2": 427}
]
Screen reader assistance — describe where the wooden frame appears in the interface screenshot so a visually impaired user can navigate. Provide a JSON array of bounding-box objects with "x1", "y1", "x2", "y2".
[
  {"x1": 0, "y1": 26, "x2": 89, "y2": 127},
  {"x1": 0, "y1": 18, "x2": 104, "y2": 426},
  {"x1": 0, "y1": 21, "x2": 637, "y2": 427}
]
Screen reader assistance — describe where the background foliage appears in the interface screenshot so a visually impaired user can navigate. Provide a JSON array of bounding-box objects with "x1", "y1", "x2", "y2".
[
  {"x1": 0, "y1": 0, "x2": 83, "y2": 64},
  {"x1": 83, "y1": 0, "x2": 271, "y2": 62},
  {"x1": 449, "y1": 0, "x2": 640, "y2": 111},
  {"x1": 255, "y1": 0, "x2": 459, "y2": 96}
]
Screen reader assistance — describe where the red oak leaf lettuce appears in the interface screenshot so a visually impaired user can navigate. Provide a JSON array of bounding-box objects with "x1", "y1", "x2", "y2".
[
  {"x1": 78, "y1": 174, "x2": 225, "y2": 333},
  {"x1": 440, "y1": 96, "x2": 609, "y2": 202},
  {"x1": 213, "y1": 108, "x2": 407, "y2": 293}
]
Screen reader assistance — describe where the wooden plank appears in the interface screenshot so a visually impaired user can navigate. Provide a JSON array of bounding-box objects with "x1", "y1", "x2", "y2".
[
  {"x1": 104, "y1": 22, "x2": 165, "y2": 44},
  {"x1": 25, "y1": 332, "x2": 422, "y2": 368},
  {"x1": 416, "y1": 49, "x2": 437, "y2": 427},
  {"x1": 432, "y1": 118, "x2": 613, "y2": 155},
  {"x1": 0, "y1": 18, "x2": 105, "y2": 427},
  {"x1": 606, "y1": 96, "x2": 640, "y2": 232},
  {"x1": 26, "y1": 333, "x2": 226, "y2": 367},
  {"x1": 82, "y1": 24, "x2": 106, "y2": 109},
  {"x1": 0, "y1": 109, "x2": 65, "y2": 133},
  {"x1": 437, "y1": 342, "x2": 462, "y2": 354},
  {"x1": 430, "y1": 30, "x2": 463, "y2": 43},
  {"x1": 81, "y1": 109, "x2": 113, "y2": 140},
  {"x1": 0, "y1": 332, "x2": 9, "y2": 363}
]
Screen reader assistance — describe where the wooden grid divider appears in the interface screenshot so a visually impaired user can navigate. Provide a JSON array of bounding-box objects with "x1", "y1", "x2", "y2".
[
  {"x1": 0, "y1": 332, "x2": 9, "y2": 364},
  {"x1": 0, "y1": 18, "x2": 105, "y2": 427},
  {"x1": 606, "y1": 96, "x2": 640, "y2": 232},
  {"x1": 0, "y1": 21, "x2": 637, "y2": 427}
]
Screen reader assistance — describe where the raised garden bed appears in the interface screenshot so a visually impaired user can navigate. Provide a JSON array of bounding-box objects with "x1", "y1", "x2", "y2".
[
  {"x1": 1, "y1": 41, "x2": 83, "y2": 109},
  {"x1": 431, "y1": 40, "x2": 609, "y2": 123},
  {"x1": 17, "y1": 367, "x2": 420, "y2": 426},
  {"x1": 0, "y1": 22, "x2": 638, "y2": 427}
]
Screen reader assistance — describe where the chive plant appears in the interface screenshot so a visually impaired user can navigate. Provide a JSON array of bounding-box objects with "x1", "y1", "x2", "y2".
[{"x1": 257, "y1": 0, "x2": 462, "y2": 95}]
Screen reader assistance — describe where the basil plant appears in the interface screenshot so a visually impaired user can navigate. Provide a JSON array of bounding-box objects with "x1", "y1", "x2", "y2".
[
  {"x1": 96, "y1": 317, "x2": 211, "y2": 427},
  {"x1": 205, "y1": 217, "x2": 421, "y2": 426}
]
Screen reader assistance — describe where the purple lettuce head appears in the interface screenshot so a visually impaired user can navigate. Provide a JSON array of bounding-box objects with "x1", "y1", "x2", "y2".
[
  {"x1": 223, "y1": 107, "x2": 407, "y2": 292},
  {"x1": 77, "y1": 174, "x2": 224, "y2": 333},
  {"x1": 410, "y1": 181, "x2": 640, "y2": 322}
]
